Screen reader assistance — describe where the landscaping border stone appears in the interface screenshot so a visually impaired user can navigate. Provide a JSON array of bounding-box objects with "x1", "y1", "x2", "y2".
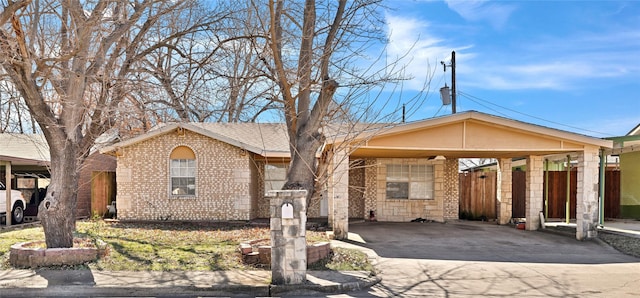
[{"x1": 9, "y1": 238, "x2": 109, "y2": 268}]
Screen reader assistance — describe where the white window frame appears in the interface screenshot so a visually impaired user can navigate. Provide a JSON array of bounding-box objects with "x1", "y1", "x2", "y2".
[
  {"x1": 386, "y1": 164, "x2": 434, "y2": 200},
  {"x1": 264, "y1": 163, "x2": 288, "y2": 194},
  {"x1": 170, "y1": 158, "x2": 196, "y2": 196}
]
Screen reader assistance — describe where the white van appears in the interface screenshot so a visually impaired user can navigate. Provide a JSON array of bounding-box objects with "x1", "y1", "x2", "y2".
[{"x1": 0, "y1": 181, "x2": 26, "y2": 224}]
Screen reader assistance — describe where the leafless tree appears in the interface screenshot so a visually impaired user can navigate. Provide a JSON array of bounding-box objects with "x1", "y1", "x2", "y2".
[
  {"x1": 258, "y1": 0, "x2": 428, "y2": 207},
  {"x1": 0, "y1": 0, "x2": 226, "y2": 248}
]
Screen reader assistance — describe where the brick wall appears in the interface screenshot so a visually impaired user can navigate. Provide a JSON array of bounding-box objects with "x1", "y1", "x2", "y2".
[
  {"x1": 348, "y1": 159, "x2": 366, "y2": 218},
  {"x1": 442, "y1": 158, "x2": 459, "y2": 220},
  {"x1": 364, "y1": 159, "x2": 377, "y2": 219},
  {"x1": 115, "y1": 130, "x2": 255, "y2": 221}
]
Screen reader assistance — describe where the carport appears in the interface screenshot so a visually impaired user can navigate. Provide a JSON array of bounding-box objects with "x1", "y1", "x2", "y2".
[
  {"x1": 327, "y1": 111, "x2": 612, "y2": 240},
  {"x1": 1, "y1": 134, "x2": 50, "y2": 226}
]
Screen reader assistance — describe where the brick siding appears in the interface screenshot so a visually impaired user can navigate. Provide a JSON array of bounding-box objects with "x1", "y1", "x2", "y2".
[{"x1": 115, "y1": 130, "x2": 255, "y2": 221}]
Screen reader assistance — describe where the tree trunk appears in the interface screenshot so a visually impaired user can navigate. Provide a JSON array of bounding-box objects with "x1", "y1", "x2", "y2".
[{"x1": 38, "y1": 139, "x2": 81, "y2": 248}]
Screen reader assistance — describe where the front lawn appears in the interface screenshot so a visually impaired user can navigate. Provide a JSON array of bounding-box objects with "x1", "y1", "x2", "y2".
[{"x1": 0, "y1": 220, "x2": 346, "y2": 271}]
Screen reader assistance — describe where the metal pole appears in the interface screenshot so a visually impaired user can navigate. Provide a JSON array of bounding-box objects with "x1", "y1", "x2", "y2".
[
  {"x1": 566, "y1": 155, "x2": 571, "y2": 224},
  {"x1": 451, "y1": 50, "x2": 456, "y2": 114},
  {"x1": 4, "y1": 161, "x2": 12, "y2": 226},
  {"x1": 599, "y1": 149, "x2": 606, "y2": 226},
  {"x1": 544, "y1": 159, "x2": 549, "y2": 219}
]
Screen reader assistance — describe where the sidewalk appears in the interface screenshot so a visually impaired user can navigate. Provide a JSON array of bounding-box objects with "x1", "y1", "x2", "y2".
[{"x1": 0, "y1": 269, "x2": 379, "y2": 297}]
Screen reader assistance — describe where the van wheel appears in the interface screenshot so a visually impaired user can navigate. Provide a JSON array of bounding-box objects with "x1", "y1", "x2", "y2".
[{"x1": 12, "y1": 205, "x2": 24, "y2": 225}]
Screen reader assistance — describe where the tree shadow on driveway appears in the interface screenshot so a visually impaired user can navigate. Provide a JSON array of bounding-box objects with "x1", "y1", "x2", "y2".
[{"x1": 345, "y1": 221, "x2": 640, "y2": 264}]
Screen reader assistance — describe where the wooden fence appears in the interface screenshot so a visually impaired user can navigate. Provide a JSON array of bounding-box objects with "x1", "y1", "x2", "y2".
[
  {"x1": 459, "y1": 171, "x2": 497, "y2": 220},
  {"x1": 460, "y1": 170, "x2": 621, "y2": 220}
]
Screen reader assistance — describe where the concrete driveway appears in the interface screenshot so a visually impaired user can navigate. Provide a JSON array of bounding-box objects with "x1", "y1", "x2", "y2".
[{"x1": 332, "y1": 221, "x2": 640, "y2": 297}]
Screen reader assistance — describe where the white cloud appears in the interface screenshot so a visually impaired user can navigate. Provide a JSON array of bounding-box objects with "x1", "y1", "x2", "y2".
[
  {"x1": 385, "y1": 14, "x2": 472, "y2": 90},
  {"x1": 445, "y1": 0, "x2": 517, "y2": 29}
]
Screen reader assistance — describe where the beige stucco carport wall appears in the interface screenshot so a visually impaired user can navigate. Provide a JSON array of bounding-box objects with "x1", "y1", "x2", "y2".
[{"x1": 328, "y1": 111, "x2": 611, "y2": 241}]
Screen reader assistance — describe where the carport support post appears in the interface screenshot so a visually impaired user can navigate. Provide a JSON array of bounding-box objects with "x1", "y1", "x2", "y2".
[
  {"x1": 329, "y1": 149, "x2": 349, "y2": 240},
  {"x1": 525, "y1": 156, "x2": 544, "y2": 230},
  {"x1": 3, "y1": 161, "x2": 11, "y2": 226},
  {"x1": 497, "y1": 158, "x2": 513, "y2": 225},
  {"x1": 268, "y1": 189, "x2": 308, "y2": 285},
  {"x1": 576, "y1": 149, "x2": 600, "y2": 240}
]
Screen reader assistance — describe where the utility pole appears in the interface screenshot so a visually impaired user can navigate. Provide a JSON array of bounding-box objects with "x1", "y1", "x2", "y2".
[
  {"x1": 451, "y1": 50, "x2": 456, "y2": 114},
  {"x1": 441, "y1": 50, "x2": 457, "y2": 114}
]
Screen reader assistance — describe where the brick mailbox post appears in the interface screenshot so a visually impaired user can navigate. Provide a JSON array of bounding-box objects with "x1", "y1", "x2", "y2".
[{"x1": 267, "y1": 190, "x2": 307, "y2": 285}]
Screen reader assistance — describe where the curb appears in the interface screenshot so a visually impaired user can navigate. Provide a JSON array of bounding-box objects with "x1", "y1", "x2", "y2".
[{"x1": 269, "y1": 274, "x2": 381, "y2": 296}]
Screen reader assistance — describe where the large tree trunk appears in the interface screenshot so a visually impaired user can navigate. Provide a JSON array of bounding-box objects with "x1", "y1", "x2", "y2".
[{"x1": 38, "y1": 139, "x2": 82, "y2": 248}]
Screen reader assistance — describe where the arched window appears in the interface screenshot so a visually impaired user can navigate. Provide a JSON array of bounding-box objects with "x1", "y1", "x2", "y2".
[{"x1": 170, "y1": 146, "x2": 196, "y2": 196}]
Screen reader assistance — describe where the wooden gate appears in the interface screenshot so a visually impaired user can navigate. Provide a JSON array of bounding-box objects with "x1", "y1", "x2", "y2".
[
  {"x1": 513, "y1": 170, "x2": 621, "y2": 220},
  {"x1": 605, "y1": 170, "x2": 620, "y2": 218},
  {"x1": 544, "y1": 171, "x2": 577, "y2": 219},
  {"x1": 91, "y1": 171, "x2": 116, "y2": 217},
  {"x1": 512, "y1": 171, "x2": 526, "y2": 218},
  {"x1": 459, "y1": 171, "x2": 497, "y2": 220}
]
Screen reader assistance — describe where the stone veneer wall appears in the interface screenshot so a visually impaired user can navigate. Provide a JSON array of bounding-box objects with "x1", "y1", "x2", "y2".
[
  {"x1": 115, "y1": 130, "x2": 254, "y2": 221},
  {"x1": 373, "y1": 158, "x2": 446, "y2": 222},
  {"x1": 363, "y1": 159, "x2": 377, "y2": 219},
  {"x1": 525, "y1": 155, "x2": 544, "y2": 230},
  {"x1": 348, "y1": 159, "x2": 366, "y2": 218},
  {"x1": 442, "y1": 158, "x2": 459, "y2": 221},
  {"x1": 576, "y1": 148, "x2": 600, "y2": 240}
]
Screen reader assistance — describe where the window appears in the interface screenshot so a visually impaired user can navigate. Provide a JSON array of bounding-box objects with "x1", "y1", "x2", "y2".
[
  {"x1": 170, "y1": 146, "x2": 196, "y2": 196},
  {"x1": 386, "y1": 164, "x2": 434, "y2": 200},
  {"x1": 264, "y1": 164, "x2": 287, "y2": 193}
]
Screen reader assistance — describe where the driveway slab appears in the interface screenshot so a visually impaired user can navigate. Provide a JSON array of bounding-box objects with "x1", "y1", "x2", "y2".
[{"x1": 333, "y1": 221, "x2": 640, "y2": 297}]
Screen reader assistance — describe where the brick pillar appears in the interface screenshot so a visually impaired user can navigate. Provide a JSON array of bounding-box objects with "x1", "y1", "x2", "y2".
[
  {"x1": 526, "y1": 156, "x2": 544, "y2": 230},
  {"x1": 576, "y1": 149, "x2": 600, "y2": 240},
  {"x1": 329, "y1": 149, "x2": 349, "y2": 240},
  {"x1": 363, "y1": 159, "x2": 377, "y2": 221},
  {"x1": 497, "y1": 158, "x2": 513, "y2": 225},
  {"x1": 443, "y1": 158, "x2": 459, "y2": 221},
  {"x1": 268, "y1": 190, "x2": 307, "y2": 285}
]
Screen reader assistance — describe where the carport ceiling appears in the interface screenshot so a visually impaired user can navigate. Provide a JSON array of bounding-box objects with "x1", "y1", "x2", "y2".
[{"x1": 347, "y1": 111, "x2": 611, "y2": 159}]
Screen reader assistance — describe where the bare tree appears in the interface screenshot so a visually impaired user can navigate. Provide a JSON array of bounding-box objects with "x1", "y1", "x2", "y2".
[
  {"x1": 259, "y1": 0, "x2": 425, "y2": 205},
  {"x1": 0, "y1": 0, "x2": 223, "y2": 248}
]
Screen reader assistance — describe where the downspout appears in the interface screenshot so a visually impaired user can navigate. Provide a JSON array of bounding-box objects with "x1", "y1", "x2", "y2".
[
  {"x1": 544, "y1": 159, "x2": 549, "y2": 219},
  {"x1": 566, "y1": 155, "x2": 571, "y2": 224},
  {"x1": 599, "y1": 149, "x2": 606, "y2": 226}
]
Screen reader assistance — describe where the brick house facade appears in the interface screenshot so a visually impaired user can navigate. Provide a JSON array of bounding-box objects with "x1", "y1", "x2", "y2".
[{"x1": 101, "y1": 111, "x2": 610, "y2": 241}]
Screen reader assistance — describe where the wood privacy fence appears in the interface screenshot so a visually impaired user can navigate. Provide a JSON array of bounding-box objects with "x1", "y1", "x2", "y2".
[
  {"x1": 459, "y1": 170, "x2": 621, "y2": 220},
  {"x1": 459, "y1": 171, "x2": 497, "y2": 220}
]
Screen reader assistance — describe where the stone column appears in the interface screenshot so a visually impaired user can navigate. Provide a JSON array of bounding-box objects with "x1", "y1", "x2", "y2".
[
  {"x1": 443, "y1": 158, "x2": 459, "y2": 221},
  {"x1": 329, "y1": 149, "x2": 349, "y2": 240},
  {"x1": 268, "y1": 190, "x2": 307, "y2": 285},
  {"x1": 525, "y1": 156, "x2": 544, "y2": 230},
  {"x1": 497, "y1": 158, "x2": 513, "y2": 225},
  {"x1": 576, "y1": 149, "x2": 600, "y2": 240}
]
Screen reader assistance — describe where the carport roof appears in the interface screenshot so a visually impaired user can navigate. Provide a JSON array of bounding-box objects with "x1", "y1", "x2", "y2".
[
  {"x1": 344, "y1": 111, "x2": 613, "y2": 159},
  {"x1": 0, "y1": 133, "x2": 50, "y2": 166}
]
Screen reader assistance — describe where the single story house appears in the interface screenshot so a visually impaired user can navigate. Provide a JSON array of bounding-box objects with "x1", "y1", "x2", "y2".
[
  {"x1": 100, "y1": 111, "x2": 612, "y2": 240},
  {"x1": 605, "y1": 124, "x2": 640, "y2": 218}
]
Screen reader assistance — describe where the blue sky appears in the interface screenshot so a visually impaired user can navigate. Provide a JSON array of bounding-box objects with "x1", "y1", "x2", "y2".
[{"x1": 383, "y1": 0, "x2": 640, "y2": 137}]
